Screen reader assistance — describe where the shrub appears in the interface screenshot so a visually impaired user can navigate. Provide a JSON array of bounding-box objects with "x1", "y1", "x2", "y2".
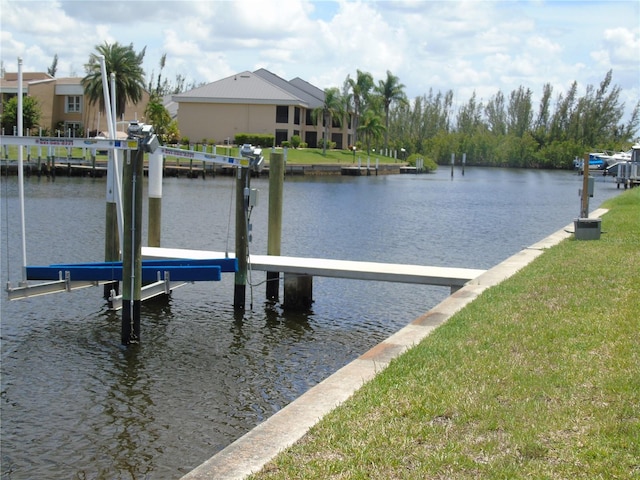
[
  {"x1": 408, "y1": 153, "x2": 438, "y2": 172},
  {"x1": 319, "y1": 140, "x2": 337, "y2": 150},
  {"x1": 234, "y1": 133, "x2": 275, "y2": 147},
  {"x1": 290, "y1": 135, "x2": 301, "y2": 148}
]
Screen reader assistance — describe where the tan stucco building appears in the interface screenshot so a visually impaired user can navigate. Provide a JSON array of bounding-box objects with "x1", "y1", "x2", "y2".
[
  {"x1": 0, "y1": 72, "x2": 149, "y2": 137},
  {"x1": 173, "y1": 69, "x2": 354, "y2": 149}
]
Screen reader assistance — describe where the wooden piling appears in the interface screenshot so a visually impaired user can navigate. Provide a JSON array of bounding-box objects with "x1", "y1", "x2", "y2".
[
  {"x1": 121, "y1": 147, "x2": 144, "y2": 345},
  {"x1": 580, "y1": 153, "x2": 589, "y2": 218},
  {"x1": 148, "y1": 150, "x2": 163, "y2": 248},
  {"x1": 451, "y1": 153, "x2": 454, "y2": 178},
  {"x1": 284, "y1": 273, "x2": 313, "y2": 310},
  {"x1": 266, "y1": 152, "x2": 284, "y2": 301}
]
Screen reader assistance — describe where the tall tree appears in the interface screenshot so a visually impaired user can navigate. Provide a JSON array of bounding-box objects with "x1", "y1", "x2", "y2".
[
  {"x1": 532, "y1": 83, "x2": 553, "y2": 144},
  {"x1": 375, "y1": 70, "x2": 407, "y2": 151},
  {"x1": 358, "y1": 109, "x2": 385, "y2": 156},
  {"x1": 312, "y1": 87, "x2": 344, "y2": 155},
  {"x1": 424, "y1": 89, "x2": 454, "y2": 136},
  {"x1": 144, "y1": 100, "x2": 171, "y2": 143},
  {"x1": 507, "y1": 86, "x2": 533, "y2": 138},
  {"x1": 580, "y1": 69, "x2": 629, "y2": 147},
  {"x1": 456, "y1": 91, "x2": 483, "y2": 134},
  {"x1": 47, "y1": 54, "x2": 58, "y2": 77},
  {"x1": 484, "y1": 90, "x2": 506, "y2": 135},
  {"x1": 346, "y1": 70, "x2": 374, "y2": 146},
  {"x1": 82, "y1": 41, "x2": 146, "y2": 121},
  {"x1": 549, "y1": 81, "x2": 578, "y2": 142}
]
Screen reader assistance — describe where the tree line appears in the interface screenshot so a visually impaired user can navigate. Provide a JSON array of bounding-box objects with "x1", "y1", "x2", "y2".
[{"x1": 339, "y1": 69, "x2": 639, "y2": 169}]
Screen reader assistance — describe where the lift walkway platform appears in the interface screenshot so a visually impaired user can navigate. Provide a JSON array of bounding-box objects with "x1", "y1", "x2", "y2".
[{"x1": 142, "y1": 247, "x2": 486, "y2": 290}]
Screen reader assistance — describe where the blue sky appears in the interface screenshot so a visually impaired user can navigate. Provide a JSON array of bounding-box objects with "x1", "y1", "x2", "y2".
[{"x1": 1, "y1": 0, "x2": 639, "y2": 124}]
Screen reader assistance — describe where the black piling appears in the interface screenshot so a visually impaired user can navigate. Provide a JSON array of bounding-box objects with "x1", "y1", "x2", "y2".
[
  {"x1": 233, "y1": 166, "x2": 249, "y2": 310},
  {"x1": 121, "y1": 145, "x2": 144, "y2": 345}
]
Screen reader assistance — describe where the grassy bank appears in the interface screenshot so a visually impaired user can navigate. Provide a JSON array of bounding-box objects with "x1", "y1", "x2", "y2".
[{"x1": 249, "y1": 188, "x2": 639, "y2": 479}]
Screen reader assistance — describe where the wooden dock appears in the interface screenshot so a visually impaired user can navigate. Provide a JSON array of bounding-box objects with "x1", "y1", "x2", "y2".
[{"x1": 142, "y1": 247, "x2": 485, "y2": 290}]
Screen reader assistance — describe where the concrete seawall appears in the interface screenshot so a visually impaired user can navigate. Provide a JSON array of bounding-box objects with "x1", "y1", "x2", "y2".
[
  {"x1": 180, "y1": 207, "x2": 610, "y2": 479},
  {"x1": 0, "y1": 161, "x2": 414, "y2": 178}
]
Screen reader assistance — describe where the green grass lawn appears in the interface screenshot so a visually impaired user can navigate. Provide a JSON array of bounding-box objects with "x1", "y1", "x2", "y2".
[
  {"x1": 197, "y1": 145, "x2": 400, "y2": 165},
  {"x1": 2, "y1": 144, "x2": 401, "y2": 166},
  {"x1": 249, "y1": 188, "x2": 640, "y2": 479},
  {"x1": 269, "y1": 147, "x2": 399, "y2": 165}
]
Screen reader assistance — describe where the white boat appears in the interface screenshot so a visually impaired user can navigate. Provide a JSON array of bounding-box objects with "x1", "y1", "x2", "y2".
[
  {"x1": 574, "y1": 148, "x2": 633, "y2": 171},
  {"x1": 601, "y1": 149, "x2": 632, "y2": 163}
]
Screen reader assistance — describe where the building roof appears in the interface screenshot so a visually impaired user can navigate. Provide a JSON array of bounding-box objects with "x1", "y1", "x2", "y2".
[
  {"x1": 173, "y1": 70, "x2": 303, "y2": 106},
  {"x1": 162, "y1": 94, "x2": 178, "y2": 119},
  {"x1": 172, "y1": 69, "x2": 326, "y2": 108},
  {"x1": 289, "y1": 77, "x2": 325, "y2": 103},
  {"x1": 253, "y1": 68, "x2": 324, "y2": 109},
  {"x1": 0, "y1": 72, "x2": 55, "y2": 94},
  {"x1": 3, "y1": 72, "x2": 53, "y2": 82}
]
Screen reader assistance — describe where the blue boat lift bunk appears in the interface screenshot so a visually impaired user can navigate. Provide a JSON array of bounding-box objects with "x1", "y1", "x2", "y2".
[{"x1": 17, "y1": 258, "x2": 238, "y2": 309}]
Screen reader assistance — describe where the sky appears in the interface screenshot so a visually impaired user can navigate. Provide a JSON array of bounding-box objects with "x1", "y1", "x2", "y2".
[{"x1": 1, "y1": 0, "x2": 639, "y2": 123}]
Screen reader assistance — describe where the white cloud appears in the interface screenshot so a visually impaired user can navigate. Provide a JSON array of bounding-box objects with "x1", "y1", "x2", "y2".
[
  {"x1": 1, "y1": 0, "x2": 637, "y2": 121},
  {"x1": 600, "y1": 27, "x2": 640, "y2": 65}
]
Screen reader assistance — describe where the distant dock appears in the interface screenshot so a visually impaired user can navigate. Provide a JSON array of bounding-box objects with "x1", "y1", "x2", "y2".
[{"x1": 0, "y1": 159, "x2": 420, "y2": 177}]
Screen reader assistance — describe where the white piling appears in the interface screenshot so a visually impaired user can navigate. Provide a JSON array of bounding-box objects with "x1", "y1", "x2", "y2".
[{"x1": 17, "y1": 58, "x2": 27, "y2": 284}]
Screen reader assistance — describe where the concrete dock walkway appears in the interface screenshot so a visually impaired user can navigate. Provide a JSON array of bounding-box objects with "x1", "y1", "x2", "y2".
[{"x1": 180, "y1": 209, "x2": 608, "y2": 480}]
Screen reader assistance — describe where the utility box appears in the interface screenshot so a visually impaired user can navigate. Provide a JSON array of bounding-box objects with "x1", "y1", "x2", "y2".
[
  {"x1": 579, "y1": 176, "x2": 595, "y2": 198},
  {"x1": 574, "y1": 218, "x2": 601, "y2": 240}
]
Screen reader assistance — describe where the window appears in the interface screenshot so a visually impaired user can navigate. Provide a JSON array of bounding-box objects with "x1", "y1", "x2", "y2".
[
  {"x1": 305, "y1": 131, "x2": 318, "y2": 148},
  {"x1": 66, "y1": 96, "x2": 82, "y2": 113},
  {"x1": 64, "y1": 122, "x2": 82, "y2": 137},
  {"x1": 294, "y1": 107, "x2": 300, "y2": 125},
  {"x1": 275, "y1": 129, "x2": 288, "y2": 146},
  {"x1": 276, "y1": 106, "x2": 289, "y2": 124}
]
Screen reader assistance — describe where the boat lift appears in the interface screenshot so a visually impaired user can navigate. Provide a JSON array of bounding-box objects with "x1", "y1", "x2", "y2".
[
  {"x1": 2, "y1": 134, "x2": 260, "y2": 302},
  {"x1": 3, "y1": 58, "x2": 265, "y2": 345}
]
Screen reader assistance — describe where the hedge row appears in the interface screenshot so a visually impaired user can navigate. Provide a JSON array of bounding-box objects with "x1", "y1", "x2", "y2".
[{"x1": 234, "y1": 133, "x2": 275, "y2": 147}]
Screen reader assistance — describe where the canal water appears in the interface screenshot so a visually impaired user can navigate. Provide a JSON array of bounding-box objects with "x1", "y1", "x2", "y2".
[{"x1": 1, "y1": 166, "x2": 621, "y2": 478}]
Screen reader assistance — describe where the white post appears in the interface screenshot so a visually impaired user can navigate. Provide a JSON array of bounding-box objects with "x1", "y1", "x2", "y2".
[
  {"x1": 148, "y1": 149, "x2": 163, "y2": 247},
  {"x1": 17, "y1": 58, "x2": 28, "y2": 284},
  {"x1": 148, "y1": 150, "x2": 163, "y2": 199},
  {"x1": 105, "y1": 67, "x2": 124, "y2": 248}
]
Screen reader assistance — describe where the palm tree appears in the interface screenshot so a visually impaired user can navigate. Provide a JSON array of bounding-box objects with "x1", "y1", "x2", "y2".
[
  {"x1": 346, "y1": 70, "x2": 374, "y2": 146},
  {"x1": 144, "y1": 100, "x2": 171, "y2": 143},
  {"x1": 82, "y1": 42, "x2": 146, "y2": 122},
  {"x1": 357, "y1": 109, "x2": 385, "y2": 156},
  {"x1": 375, "y1": 70, "x2": 407, "y2": 151},
  {"x1": 312, "y1": 87, "x2": 344, "y2": 155}
]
